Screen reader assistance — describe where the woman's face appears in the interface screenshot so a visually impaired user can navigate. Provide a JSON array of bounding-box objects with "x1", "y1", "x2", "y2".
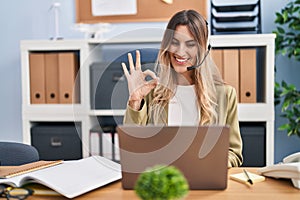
[{"x1": 168, "y1": 25, "x2": 198, "y2": 74}]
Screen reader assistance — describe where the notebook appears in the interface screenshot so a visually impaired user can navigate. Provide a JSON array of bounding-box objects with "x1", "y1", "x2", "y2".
[
  {"x1": 230, "y1": 171, "x2": 265, "y2": 184},
  {"x1": 116, "y1": 125, "x2": 230, "y2": 190},
  {"x1": 0, "y1": 156, "x2": 122, "y2": 198},
  {"x1": 0, "y1": 160, "x2": 63, "y2": 178}
]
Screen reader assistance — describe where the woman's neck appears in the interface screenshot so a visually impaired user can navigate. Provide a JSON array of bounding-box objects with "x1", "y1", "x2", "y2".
[{"x1": 176, "y1": 71, "x2": 195, "y2": 85}]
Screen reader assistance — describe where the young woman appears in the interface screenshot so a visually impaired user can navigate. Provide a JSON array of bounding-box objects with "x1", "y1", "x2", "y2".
[{"x1": 121, "y1": 10, "x2": 243, "y2": 167}]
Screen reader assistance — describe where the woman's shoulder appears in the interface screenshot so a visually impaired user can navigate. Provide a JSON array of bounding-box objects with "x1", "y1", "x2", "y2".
[
  {"x1": 215, "y1": 84, "x2": 237, "y2": 99},
  {"x1": 216, "y1": 84, "x2": 235, "y2": 93}
]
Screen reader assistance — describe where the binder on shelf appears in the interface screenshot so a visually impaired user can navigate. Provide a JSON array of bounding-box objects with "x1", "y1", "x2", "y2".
[
  {"x1": 58, "y1": 52, "x2": 80, "y2": 104},
  {"x1": 89, "y1": 126, "x2": 120, "y2": 162},
  {"x1": 89, "y1": 131, "x2": 101, "y2": 156},
  {"x1": 45, "y1": 53, "x2": 59, "y2": 104},
  {"x1": 211, "y1": 49, "x2": 224, "y2": 77},
  {"x1": 114, "y1": 133, "x2": 120, "y2": 162},
  {"x1": 239, "y1": 49, "x2": 257, "y2": 103},
  {"x1": 102, "y1": 133, "x2": 113, "y2": 160},
  {"x1": 223, "y1": 49, "x2": 240, "y2": 101},
  {"x1": 29, "y1": 53, "x2": 46, "y2": 104}
]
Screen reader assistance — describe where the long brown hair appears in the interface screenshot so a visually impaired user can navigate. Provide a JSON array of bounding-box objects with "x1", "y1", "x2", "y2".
[{"x1": 150, "y1": 10, "x2": 223, "y2": 125}]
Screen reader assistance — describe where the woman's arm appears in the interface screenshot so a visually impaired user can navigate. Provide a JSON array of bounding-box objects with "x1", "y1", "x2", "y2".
[
  {"x1": 123, "y1": 99, "x2": 148, "y2": 125},
  {"x1": 226, "y1": 86, "x2": 243, "y2": 167}
]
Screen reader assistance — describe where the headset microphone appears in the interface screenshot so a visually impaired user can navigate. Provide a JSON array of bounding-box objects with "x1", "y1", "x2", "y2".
[{"x1": 187, "y1": 44, "x2": 211, "y2": 71}]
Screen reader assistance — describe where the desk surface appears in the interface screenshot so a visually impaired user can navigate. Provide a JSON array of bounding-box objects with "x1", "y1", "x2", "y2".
[{"x1": 28, "y1": 168, "x2": 300, "y2": 200}]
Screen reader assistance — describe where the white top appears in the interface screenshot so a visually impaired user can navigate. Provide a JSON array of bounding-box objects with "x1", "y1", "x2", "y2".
[{"x1": 168, "y1": 85, "x2": 199, "y2": 126}]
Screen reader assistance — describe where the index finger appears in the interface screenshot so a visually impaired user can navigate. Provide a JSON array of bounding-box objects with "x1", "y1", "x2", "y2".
[
  {"x1": 135, "y1": 50, "x2": 141, "y2": 71},
  {"x1": 128, "y1": 53, "x2": 135, "y2": 73},
  {"x1": 143, "y1": 69, "x2": 158, "y2": 80},
  {"x1": 121, "y1": 62, "x2": 129, "y2": 77}
]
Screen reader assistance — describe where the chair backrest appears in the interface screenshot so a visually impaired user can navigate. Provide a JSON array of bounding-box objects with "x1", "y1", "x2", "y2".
[{"x1": 0, "y1": 142, "x2": 39, "y2": 166}]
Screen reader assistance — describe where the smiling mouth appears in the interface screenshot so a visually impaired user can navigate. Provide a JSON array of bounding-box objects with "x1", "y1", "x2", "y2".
[{"x1": 175, "y1": 56, "x2": 189, "y2": 64}]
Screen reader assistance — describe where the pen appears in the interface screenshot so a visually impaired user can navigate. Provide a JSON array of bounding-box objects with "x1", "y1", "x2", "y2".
[{"x1": 243, "y1": 169, "x2": 253, "y2": 185}]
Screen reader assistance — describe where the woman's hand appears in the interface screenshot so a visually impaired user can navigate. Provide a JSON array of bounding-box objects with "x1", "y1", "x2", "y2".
[{"x1": 122, "y1": 50, "x2": 159, "y2": 110}]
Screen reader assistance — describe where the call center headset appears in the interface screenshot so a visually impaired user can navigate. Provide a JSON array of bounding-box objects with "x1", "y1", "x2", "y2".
[
  {"x1": 187, "y1": 43, "x2": 211, "y2": 71},
  {"x1": 187, "y1": 20, "x2": 211, "y2": 71}
]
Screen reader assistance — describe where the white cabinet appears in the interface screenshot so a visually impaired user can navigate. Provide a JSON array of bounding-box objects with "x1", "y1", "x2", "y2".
[
  {"x1": 20, "y1": 40, "x2": 92, "y2": 158},
  {"x1": 21, "y1": 34, "x2": 275, "y2": 164}
]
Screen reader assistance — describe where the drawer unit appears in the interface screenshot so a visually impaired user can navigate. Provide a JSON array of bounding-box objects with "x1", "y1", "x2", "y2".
[
  {"x1": 240, "y1": 123, "x2": 266, "y2": 167},
  {"x1": 31, "y1": 123, "x2": 82, "y2": 160}
]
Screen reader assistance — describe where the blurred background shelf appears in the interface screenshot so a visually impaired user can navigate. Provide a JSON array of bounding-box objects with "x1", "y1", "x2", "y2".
[
  {"x1": 210, "y1": 0, "x2": 261, "y2": 35},
  {"x1": 21, "y1": 34, "x2": 275, "y2": 165}
]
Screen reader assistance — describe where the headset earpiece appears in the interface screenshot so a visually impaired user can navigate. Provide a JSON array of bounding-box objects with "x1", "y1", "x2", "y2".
[{"x1": 187, "y1": 43, "x2": 211, "y2": 71}]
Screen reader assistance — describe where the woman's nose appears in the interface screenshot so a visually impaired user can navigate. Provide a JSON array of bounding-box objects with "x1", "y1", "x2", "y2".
[{"x1": 175, "y1": 44, "x2": 187, "y2": 56}]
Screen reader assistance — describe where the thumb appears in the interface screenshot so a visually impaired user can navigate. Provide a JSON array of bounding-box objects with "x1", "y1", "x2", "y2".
[{"x1": 145, "y1": 79, "x2": 158, "y2": 90}]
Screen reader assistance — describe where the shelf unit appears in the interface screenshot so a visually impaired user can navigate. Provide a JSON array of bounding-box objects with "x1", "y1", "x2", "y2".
[{"x1": 20, "y1": 33, "x2": 275, "y2": 165}]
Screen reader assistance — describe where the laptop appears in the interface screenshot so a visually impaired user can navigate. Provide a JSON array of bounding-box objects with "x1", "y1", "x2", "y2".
[{"x1": 116, "y1": 125, "x2": 229, "y2": 190}]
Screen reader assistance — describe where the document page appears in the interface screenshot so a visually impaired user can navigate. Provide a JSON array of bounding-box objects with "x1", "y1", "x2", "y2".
[
  {"x1": 19, "y1": 156, "x2": 121, "y2": 198},
  {"x1": 91, "y1": 0, "x2": 137, "y2": 16}
]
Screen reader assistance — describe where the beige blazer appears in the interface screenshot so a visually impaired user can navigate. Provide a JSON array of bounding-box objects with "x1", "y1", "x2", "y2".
[{"x1": 124, "y1": 84, "x2": 243, "y2": 167}]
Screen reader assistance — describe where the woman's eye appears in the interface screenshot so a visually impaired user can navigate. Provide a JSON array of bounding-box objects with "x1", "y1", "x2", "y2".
[
  {"x1": 171, "y1": 40, "x2": 179, "y2": 46},
  {"x1": 187, "y1": 43, "x2": 196, "y2": 48}
]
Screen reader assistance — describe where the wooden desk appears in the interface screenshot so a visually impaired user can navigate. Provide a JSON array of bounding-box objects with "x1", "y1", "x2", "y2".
[{"x1": 28, "y1": 168, "x2": 300, "y2": 200}]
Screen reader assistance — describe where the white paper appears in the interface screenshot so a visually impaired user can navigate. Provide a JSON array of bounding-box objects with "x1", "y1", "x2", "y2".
[
  {"x1": 0, "y1": 156, "x2": 121, "y2": 199},
  {"x1": 92, "y1": 0, "x2": 137, "y2": 16}
]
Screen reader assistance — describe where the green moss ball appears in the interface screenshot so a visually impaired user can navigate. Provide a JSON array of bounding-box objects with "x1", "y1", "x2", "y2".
[{"x1": 134, "y1": 165, "x2": 189, "y2": 200}]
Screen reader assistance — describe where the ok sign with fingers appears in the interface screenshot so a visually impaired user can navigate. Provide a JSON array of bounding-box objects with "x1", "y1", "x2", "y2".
[{"x1": 122, "y1": 50, "x2": 159, "y2": 110}]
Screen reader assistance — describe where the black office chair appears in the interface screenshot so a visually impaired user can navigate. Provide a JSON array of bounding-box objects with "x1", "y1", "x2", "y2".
[{"x1": 0, "y1": 141, "x2": 39, "y2": 166}]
